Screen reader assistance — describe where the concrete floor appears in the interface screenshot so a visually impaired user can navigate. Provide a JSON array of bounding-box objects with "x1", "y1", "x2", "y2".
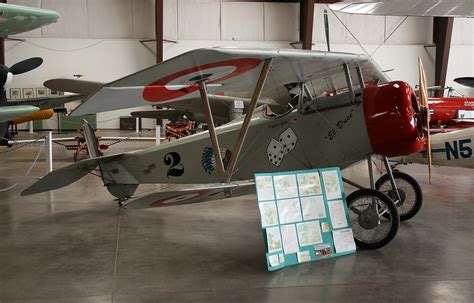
[{"x1": 0, "y1": 130, "x2": 473, "y2": 302}]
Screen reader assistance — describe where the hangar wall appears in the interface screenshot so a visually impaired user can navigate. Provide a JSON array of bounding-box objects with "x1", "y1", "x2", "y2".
[{"x1": 5, "y1": 0, "x2": 473, "y2": 130}]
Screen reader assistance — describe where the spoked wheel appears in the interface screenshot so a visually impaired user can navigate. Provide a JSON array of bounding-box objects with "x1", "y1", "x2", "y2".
[
  {"x1": 375, "y1": 171, "x2": 423, "y2": 221},
  {"x1": 346, "y1": 189, "x2": 399, "y2": 249}
]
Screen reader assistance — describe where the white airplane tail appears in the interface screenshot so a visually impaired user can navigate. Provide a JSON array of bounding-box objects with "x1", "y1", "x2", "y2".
[{"x1": 21, "y1": 153, "x2": 122, "y2": 196}]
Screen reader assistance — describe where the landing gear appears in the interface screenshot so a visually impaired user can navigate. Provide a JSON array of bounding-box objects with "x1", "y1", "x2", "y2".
[
  {"x1": 375, "y1": 171, "x2": 423, "y2": 221},
  {"x1": 346, "y1": 189, "x2": 399, "y2": 249},
  {"x1": 343, "y1": 155, "x2": 423, "y2": 249}
]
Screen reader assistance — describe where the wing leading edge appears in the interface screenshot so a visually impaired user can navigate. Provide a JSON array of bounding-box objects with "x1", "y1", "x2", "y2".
[{"x1": 330, "y1": 1, "x2": 474, "y2": 18}]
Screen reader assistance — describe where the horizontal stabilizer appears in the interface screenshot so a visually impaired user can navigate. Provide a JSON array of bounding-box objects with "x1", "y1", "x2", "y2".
[
  {"x1": 21, "y1": 153, "x2": 122, "y2": 196},
  {"x1": 124, "y1": 180, "x2": 255, "y2": 209}
]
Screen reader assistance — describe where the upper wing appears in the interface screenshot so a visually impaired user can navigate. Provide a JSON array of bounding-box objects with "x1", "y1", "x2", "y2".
[
  {"x1": 71, "y1": 47, "x2": 387, "y2": 116},
  {"x1": 454, "y1": 77, "x2": 474, "y2": 88},
  {"x1": 0, "y1": 4, "x2": 59, "y2": 37},
  {"x1": 330, "y1": 1, "x2": 474, "y2": 17},
  {"x1": 131, "y1": 94, "x2": 279, "y2": 124}
]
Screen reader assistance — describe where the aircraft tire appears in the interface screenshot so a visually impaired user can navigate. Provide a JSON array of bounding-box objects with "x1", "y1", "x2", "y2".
[
  {"x1": 346, "y1": 189, "x2": 399, "y2": 249},
  {"x1": 375, "y1": 171, "x2": 423, "y2": 221}
]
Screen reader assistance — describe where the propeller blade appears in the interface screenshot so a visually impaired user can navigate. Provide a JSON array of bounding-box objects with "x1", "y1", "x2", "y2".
[
  {"x1": 324, "y1": 9, "x2": 331, "y2": 52},
  {"x1": 10, "y1": 57, "x2": 43, "y2": 75},
  {"x1": 418, "y1": 57, "x2": 432, "y2": 184}
]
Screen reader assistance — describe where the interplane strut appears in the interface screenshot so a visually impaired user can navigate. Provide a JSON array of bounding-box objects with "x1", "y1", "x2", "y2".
[{"x1": 197, "y1": 58, "x2": 274, "y2": 183}]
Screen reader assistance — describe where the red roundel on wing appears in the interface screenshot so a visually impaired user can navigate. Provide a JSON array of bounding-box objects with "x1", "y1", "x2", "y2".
[
  {"x1": 142, "y1": 58, "x2": 262, "y2": 102},
  {"x1": 149, "y1": 190, "x2": 210, "y2": 207}
]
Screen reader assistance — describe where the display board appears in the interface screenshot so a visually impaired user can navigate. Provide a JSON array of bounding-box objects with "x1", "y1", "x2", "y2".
[{"x1": 255, "y1": 167, "x2": 356, "y2": 271}]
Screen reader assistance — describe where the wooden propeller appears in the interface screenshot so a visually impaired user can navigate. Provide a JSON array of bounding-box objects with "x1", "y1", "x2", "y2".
[{"x1": 417, "y1": 57, "x2": 432, "y2": 184}]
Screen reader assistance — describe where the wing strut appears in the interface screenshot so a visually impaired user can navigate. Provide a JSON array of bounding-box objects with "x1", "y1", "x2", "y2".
[
  {"x1": 356, "y1": 66, "x2": 365, "y2": 88},
  {"x1": 198, "y1": 81, "x2": 226, "y2": 179},
  {"x1": 225, "y1": 58, "x2": 274, "y2": 182},
  {"x1": 196, "y1": 58, "x2": 274, "y2": 182},
  {"x1": 343, "y1": 63, "x2": 355, "y2": 102}
]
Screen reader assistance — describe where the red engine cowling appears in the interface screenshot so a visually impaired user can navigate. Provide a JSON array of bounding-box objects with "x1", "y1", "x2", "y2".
[{"x1": 363, "y1": 81, "x2": 424, "y2": 157}]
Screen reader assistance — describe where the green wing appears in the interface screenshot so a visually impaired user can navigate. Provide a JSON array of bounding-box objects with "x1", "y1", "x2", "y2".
[
  {"x1": 0, "y1": 105, "x2": 38, "y2": 123},
  {"x1": 0, "y1": 4, "x2": 59, "y2": 37}
]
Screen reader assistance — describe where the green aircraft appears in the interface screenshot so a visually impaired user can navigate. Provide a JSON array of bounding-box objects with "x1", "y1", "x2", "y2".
[
  {"x1": 0, "y1": 3, "x2": 59, "y2": 37},
  {"x1": 0, "y1": 4, "x2": 59, "y2": 144}
]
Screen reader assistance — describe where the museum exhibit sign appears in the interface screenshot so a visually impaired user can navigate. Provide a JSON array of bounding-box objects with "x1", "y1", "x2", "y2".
[{"x1": 255, "y1": 167, "x2": 356, "y2": 271}]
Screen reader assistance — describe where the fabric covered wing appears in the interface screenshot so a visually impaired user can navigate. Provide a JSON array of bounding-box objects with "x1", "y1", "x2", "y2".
[
  {"x1": 21, "y1": 153, "x2": 124, "y2": 196},
  {"x1": 44, "y1": 78, "x2": 103, "y2": 95},
  {"x1": 454, "y1": 77, "x2": 474, "y2": 88},
  {"x1": 130, "y1": 95, "x2": 279, "y2": 124},
  {"x1": 72, "y1": 47, "x2": 387, "y2": 116},
  {"x1": 124, "y1": 180, "x2": 255, "y2": 209},
  {"x1": 330, "y1": 1, "x2": 474, "y2": 18}
]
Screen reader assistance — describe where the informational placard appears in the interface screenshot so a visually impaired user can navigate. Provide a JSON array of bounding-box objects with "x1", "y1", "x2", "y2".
[{"x1": 255, "y1": 167, "x2": 356, "y2": 271}]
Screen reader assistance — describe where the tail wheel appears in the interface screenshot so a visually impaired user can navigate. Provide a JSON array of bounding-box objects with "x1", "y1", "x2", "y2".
[
  {"x1": 375, "y1": 171, "x2": 423, "y2": 221},
  {"x1": 346, "y1": 189, "x2": 399, "y2": 249}
]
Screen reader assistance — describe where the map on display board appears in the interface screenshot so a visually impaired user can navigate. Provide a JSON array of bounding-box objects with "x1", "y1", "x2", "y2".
[{"x1": 255, "y1": 167, "x2": 356, "y2": 271}]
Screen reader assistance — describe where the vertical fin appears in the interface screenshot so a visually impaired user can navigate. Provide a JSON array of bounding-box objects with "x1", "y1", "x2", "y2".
[{"x1": 82, "y1": 119, "x2": 101, "y2": 158}]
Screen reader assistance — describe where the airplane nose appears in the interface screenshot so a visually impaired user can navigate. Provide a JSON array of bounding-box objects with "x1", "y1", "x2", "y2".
[{"x1": 363, "y1": 81, "x2": 424, "y2": 157}]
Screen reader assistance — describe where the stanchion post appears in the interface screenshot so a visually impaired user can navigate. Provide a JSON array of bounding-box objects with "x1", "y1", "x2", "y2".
[
  {"x1": 29, "y1": 121, "x2": 34, "y2": 134},
  {"x1": 135, "y1": 117, "x2": 140, "y2": 133},
  {"x1": 46, "y1": 131, "x2": 53, "y2": 173},
  {"x1": 156, "y1": 125, "x2": 161, "y2": 145}
]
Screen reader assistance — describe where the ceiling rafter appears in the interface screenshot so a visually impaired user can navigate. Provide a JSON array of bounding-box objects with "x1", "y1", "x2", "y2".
[{"x1": 300, "y1": 0, "x2": 315, "y2": 50}]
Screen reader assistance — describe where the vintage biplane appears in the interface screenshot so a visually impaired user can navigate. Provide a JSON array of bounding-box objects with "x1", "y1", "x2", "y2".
[
  {"x1": 22, "y1": 48, "x2": 435, "y2": 249},
  {"x1": 428, "y1": 96, "x2": 474, "y2": 132}
]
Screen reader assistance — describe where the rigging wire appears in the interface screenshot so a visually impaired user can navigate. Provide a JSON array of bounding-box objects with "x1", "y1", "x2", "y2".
[
  {"x1": 325, "y1": 6, "x2": 371, "y2": 58},
  {"x1": 370, "y1": 16, "x2": 408, "y2": 57}
]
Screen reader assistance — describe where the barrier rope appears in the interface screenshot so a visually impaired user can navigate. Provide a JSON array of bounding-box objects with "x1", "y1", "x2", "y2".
[
  {"x1": 102, "y1": 128, "x2": 154, "y2": 147},
  {"x1": 0, "y1": 138, "x2": 46, "y2": 192},
  {"x1": 0, "y1": 135, "x2": 47, "y2": 155}
]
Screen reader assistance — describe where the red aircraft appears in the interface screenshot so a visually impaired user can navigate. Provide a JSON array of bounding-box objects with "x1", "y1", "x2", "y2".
[{"x1": 428, "y1": 96, "x2": 474, "y2": 132}]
